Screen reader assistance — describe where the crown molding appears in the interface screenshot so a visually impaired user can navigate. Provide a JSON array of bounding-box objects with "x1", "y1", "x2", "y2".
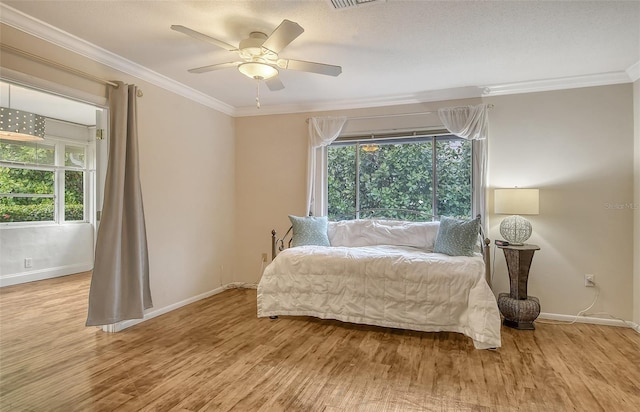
[
  {"x1": 482, "y1": 71, "x2": 632, "y2": 97},
  {"x1": 627, "y1": 60, "x2": 640, "y2": 82},
  {"x1": 0, "y1": 3, "x2": 235, "y2": 116},
  {"x1": 234, "y1": 86, "x2": 485, "y2": 117},
  {"x1": 234, "y1": 93, "x2": 424, "y2": 117},
  {"x1": 235, "y1": 70, "x2": 634, "y2": 116}
]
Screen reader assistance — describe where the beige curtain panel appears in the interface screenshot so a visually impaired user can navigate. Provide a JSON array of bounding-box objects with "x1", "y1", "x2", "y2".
[{"x1": 86, "y1": 81, "x2": 152, "y2": 326}]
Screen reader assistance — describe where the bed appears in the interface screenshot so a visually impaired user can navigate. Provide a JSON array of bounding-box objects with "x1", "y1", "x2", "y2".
[{"x1": 257, "y1": 215, "x2": 501, "y2": 349}]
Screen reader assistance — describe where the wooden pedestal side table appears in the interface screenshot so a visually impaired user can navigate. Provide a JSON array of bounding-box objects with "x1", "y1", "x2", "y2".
[{"x1": 497, "y1": 244, "x2": 541, "y2": 330}]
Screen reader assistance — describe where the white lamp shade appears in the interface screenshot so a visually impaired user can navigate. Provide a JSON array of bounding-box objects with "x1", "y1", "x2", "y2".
[{"x1": 494, "y1": 188, "x2": 539, "y2": 215}]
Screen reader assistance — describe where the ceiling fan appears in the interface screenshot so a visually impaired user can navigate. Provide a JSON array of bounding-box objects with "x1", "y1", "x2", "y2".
[{"x1": 171, "y1": 20, "x2": 342, "y2": 93}]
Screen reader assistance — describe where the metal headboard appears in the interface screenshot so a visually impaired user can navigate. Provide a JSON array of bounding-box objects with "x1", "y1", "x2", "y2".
[{"x1": 271, "y1": 226, "x2": 293, "y2": 261}]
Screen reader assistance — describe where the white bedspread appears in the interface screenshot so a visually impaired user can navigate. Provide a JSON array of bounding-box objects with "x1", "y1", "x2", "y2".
[{"x1": 257, "y1": 245, "x2": 501, "y2": 349}]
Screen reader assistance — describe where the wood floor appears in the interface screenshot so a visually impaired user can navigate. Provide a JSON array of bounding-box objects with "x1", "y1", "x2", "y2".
[{"x1": 1, "y1": 273, "x2": 639, "y2": 411}]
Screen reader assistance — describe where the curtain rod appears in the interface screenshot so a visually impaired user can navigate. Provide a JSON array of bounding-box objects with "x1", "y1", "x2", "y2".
[
  {"x1": 306, "y1": 104, "x2": 493, "y2": 123},
  {"x1": 346, "y1": 111, "x2": 436, "y2": 121},
  {"x1": 1, "y1": 43, "x2": 143, "y2": 96},
  {"x1": 305, "y1": 111, "x2": 434, "y2": 123}
]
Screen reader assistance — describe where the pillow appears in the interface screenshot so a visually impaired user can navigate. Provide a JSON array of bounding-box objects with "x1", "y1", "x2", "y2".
[
  {"x1": 433, "y1": 216, "x2": 480, "y2": 256},
  {"x1": 328, "y1": 219, "x2": 440, "y2": 250},
  {"x1": 288, "y1": 215, "x2": 330, "y2": 247}
]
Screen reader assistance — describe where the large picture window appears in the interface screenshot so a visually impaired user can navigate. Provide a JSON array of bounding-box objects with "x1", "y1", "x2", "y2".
[
  {"x1": 0, "y1": 139, "x2": 87, "y2": 223},
  {"x1": 327, "y1": 133, "x2": 472, "y2": 221}
]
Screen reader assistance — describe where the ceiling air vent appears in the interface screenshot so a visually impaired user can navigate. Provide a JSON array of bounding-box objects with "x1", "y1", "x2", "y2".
[{"x1": 330, "y1": 0, "x2": 384, "y2": 10}]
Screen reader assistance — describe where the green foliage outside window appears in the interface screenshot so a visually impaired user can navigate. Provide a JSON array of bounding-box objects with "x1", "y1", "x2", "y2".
[
  {"x1": 327, "y1": 145, "x2": 357, "y2": 220},
  {"x1": 0, "y1": 140, "x2": 85, "y2": 223},
  {"x1": 0, "y1": 167, "x2": 55, "y2": 222},
  {"x1": 65, "y1": 170, "x2": 84, "y2": 221},
  {"x1": 0, "y1": 140, "x2": 55, "y2": 165},
  {"x1": 328, "y1": 136, "x2": 471, "y2": 221},
  {"x1": 436, "y1": 139, "x2": 472, "y2": 218}
]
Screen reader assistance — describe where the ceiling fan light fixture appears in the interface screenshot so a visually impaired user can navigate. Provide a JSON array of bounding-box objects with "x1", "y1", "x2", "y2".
[
  {"x1": 175, "y1": 19, "x2": 342, "y2": 107},
  {"x1": 238, "y1": 32, "x2": 277, "y2": 60},
  {"x1": 238, "y1": 62, "x2": 278, "y2": 80}
]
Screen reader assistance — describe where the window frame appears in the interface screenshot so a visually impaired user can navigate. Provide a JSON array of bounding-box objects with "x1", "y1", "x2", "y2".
[
  {"x1": 0, "y1": 137, "x2": 90, "y2": 226},
  {"x1": 326, "y1": 130, "x2": 473, "y2": 221}
]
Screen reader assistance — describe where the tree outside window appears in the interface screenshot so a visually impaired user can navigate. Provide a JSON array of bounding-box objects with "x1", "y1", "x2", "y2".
[
  {"x1": 328, "y1": 134, "x2": 471, "y2": 221},
  {"x1": 0, "y1": 139, "x2": 86, "y2": 223}
]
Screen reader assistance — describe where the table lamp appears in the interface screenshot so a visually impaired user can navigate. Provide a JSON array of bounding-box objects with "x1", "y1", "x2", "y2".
[{"x1": 494, "y1": 188, "x2": 539, "y2": 245}]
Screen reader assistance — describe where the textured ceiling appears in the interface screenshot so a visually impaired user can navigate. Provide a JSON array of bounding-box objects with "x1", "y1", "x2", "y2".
[{"x1": 1, "y1": 0, "x2": 639, "y2": 115}]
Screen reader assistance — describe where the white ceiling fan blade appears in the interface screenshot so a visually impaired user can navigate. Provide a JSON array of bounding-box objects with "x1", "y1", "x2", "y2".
[
  {"x1": 188, "y1": 61, "x2": 242, "y2": 74},
  {"x1": 265, "y1": 77, "x2": 285, "y2": 91},
  {"x1": 262, "y1": 20, "x2": 304, "y2": 54},
  {"x1": 171, "y1": 25, "x2": 237, "y2": 52},
  {"x1": 279, "y1": 59, "x2": 342, "y2": 77}
]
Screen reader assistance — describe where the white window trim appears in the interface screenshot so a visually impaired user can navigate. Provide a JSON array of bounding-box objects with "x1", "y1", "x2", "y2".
[
  {"x1": 0, "y1": 136, "x2": 93, "y2": 227},
  {"x1": 312, "y1": 147, "x2": 329, "y2": 217}
]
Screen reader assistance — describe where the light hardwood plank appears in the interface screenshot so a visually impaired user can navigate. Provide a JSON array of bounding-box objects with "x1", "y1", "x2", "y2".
[{"x1": 1, "y1": 272, "x2": 639, "y2": 411}]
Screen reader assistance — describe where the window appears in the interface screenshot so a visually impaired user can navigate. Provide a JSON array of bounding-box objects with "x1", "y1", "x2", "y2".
[
  {"x1": 327, "y1": 133, "x2": 472, "y2": 221},
  {"x1": 0, "y1": 139, "x2": 88, "y2": 223}
]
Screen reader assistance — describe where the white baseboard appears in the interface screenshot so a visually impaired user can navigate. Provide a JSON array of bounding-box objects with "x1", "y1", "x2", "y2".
[
  {"x1": 103, "y1": 289, "x2": 640, "y2": 334},
  {"x1": 539, "y1": 312, "x2": 635, "y2": 329},
  {"x1": 104, "y1": 282, "x2": 257, "y2": 333},
  {"x1": 106, "y1": 284, "x2": 228, "y2": 332},
  {"x1": 226, "y1": 281, "x2": 258, "y2": 290},
  {"x1": 0, "y1": 263, "x2": 93, "y2": 287}
]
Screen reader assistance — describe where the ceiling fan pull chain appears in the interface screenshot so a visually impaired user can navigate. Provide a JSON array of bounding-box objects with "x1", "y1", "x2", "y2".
[{"x1": 256, "y1": 78, "x2": 261, "y2": 109}]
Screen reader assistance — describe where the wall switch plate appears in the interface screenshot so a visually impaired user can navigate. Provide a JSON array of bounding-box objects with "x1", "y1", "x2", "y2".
[
  {"x1": 24, "y1": 258, "x2": 33, "y2": 268},
  {"x1": 584, "y1": 274, "x2": 595, "y2": 287}
]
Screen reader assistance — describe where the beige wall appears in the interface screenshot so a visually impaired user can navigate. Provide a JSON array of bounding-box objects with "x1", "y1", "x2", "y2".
[
  {"x1": 134, "y1": 84, "x2": 235, "y2": 306},
  {"x1": 236, "y1": 86, "x2": 636, "y2": 321},
  {"x1": 1, "y1": 24, "x2": 236, "y2": 312},
  {"x1": 634, "y1": 79, "x2": 640, "y2": 325},
  {"x1": 235, "y1": 112, "x2": 308, "y2": 284},
  {"x1": 486, "y1": 85, "x2": 634, "y2": 319}
]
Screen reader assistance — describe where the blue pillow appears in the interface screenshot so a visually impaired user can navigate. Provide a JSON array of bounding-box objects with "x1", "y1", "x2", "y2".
[
  {"x1": 434, "y1": 216, "x2": 480, "y2": 256},
  {"x1": 288, "y1": 215, "x2": 330, "y2": 247}
]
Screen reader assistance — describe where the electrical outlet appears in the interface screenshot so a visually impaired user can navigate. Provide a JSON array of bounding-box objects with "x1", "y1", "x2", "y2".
[
  {"x1": 584, "y1": 274, "x2": 595, "y2": 287},
  {"x1": 24, "y1": 258, "x2": 33, "y2": 268},
  {"x1": 261, "y1": 253, "x2": 268, "y2": 262}
]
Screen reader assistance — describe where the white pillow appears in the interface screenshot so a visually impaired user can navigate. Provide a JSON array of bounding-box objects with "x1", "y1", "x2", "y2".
[{"x1": 328, "y1": 219, "x2": 440, "y2": 251}]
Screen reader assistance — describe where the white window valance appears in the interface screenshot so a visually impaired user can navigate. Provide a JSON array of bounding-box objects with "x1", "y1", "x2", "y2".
[
  {"x1": 309, "y1": 116, "x2": 347, "y2": 147},
  {"x1": 437, "y1": 103, "x2": 490, "y2": 140}
]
